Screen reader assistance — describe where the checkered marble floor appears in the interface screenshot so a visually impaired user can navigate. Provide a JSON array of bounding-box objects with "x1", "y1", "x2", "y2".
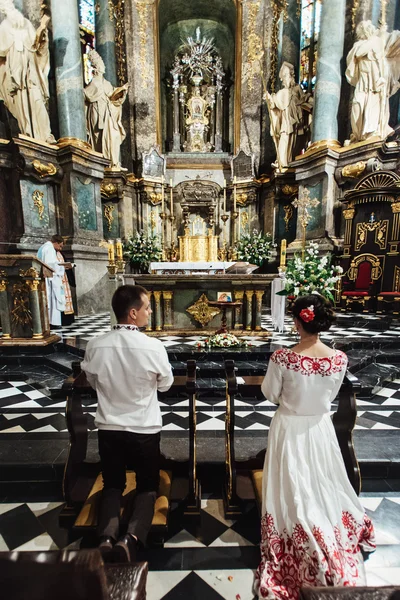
[
  {"x1": 0, "y1": 491, "x2": 399, "y2": 598},
  {"x1": 1, "y1": 378, "x2": 400, "y2": 434},
  {"x1": 52, "y1": 311, "x2": 400, "y2": 347}
]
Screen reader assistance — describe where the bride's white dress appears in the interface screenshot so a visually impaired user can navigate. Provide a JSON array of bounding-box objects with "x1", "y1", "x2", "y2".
[{"x1": 255, "y1": 348, "x2": 376, "y2": 600}]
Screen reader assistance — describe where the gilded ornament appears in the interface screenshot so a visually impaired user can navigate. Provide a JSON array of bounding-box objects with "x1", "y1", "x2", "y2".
[
  {"x1": 149, "y1": 192, "x2": 162, "y2": 205},
  {"x1": 32, "y1": 159, "x2": 57, "y2": 178},
  {"x1": 11, "y1": 283, "x2": 33, "y2": 327},
  {"x1": 101, "y1": 182, "x2": 118, "y2": 198},
  {"x1": 108, "y1": 1, "x2": 127, "y2": 84},
  {"x1": 186, "y1": 293, "x2": 221, "y2": 327},
  {"x1": 355, "y1": 219, "x2": 388, "y2": 251},
  {"x1": 245, "y1": 1, "x2": 263, "y2": 92},
  {"x1": 150, "y1": 210, "x2": 157, "y2": 231},
  {"x1": 283, "y1": 204, "x2": 293, "y2": 232},
  {"x1": 281, "y1": 184, "x2": 298, "y2": 196},
  {"x1": 32, "y1": 190, "x2": 45, "y2": 220},
  {"x1": 343, "y1": 208, "x2": 356, "y2": 220},
  {"x1": 348, "y1": 253, "x2": 382, "y2": 281},
  {"x1": 0, "y1": 270, "x2": 7, "y2": 293},
  {"x1": 240, "y1": 211, "x2": 249, "y2": 231},
  {"x1": 104, "y1": 204, "x2": 116, "y2": 231},
  {"x1": 135, "y1": 0, "x2": 150, "y2": 89},
  {"x1": 342, "y1": 161, "x2": 366, "y2": 179},
  {"x1": 391, "y1": 202, "x2": 400, "y2": 213},
  {"x1": 236, "y1": 193, "x2": 248, "y2": 206},
  {"x1": 269, "y1": 0, "x2": 288, "y2": 91},
  {"x1": 351, "y1": 0, "x2": 359, "y2": 30},
  {"x1": 19, "y1": 267, "x2": 40, "y2": 279}
]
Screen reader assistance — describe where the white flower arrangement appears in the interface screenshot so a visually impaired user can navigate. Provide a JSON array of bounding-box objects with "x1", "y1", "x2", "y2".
[{"x1": 197, "y1": 333, "x2": 250, "y2": 349}]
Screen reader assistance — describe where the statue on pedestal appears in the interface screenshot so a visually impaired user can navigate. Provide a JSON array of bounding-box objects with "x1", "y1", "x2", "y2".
[
  {"x1": 0, "y1": 1, "x2": 55, "y2": 143},
  {"x1": 345, "y1": 21, "x2": 400, "y2": 144},
  {"x1": 265, "y1": 62, "x2": 311, "y2": 170},
  {"x1": 85, "y1": 49, "x2": 129, "y2": 170},
  {"x1": 184, "y1": 76, "x2": 211, "y2": 153}
]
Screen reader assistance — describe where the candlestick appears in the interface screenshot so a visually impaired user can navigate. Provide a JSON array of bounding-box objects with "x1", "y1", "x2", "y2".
[
  {"x1": 161, "y1": 175, "x2": 165, "y2": 213},
  {"x1": 115, "y1": 238, "x2": 123, "y2": 260},
  {"x1": 223, "y1": 178, "x2": 226, "y2": 213},
  {"x1": 107, "y1": 240, "x2": 115, "y2": 263},
  {"x1": 233, "y1": 176, "x2": 237, "y2": 212},
  {"x1": 170, "y1": 178, "x2": 173, "y2": 215},
  {"x1": 280, "y1": 239, "x2": 287, "y2": 267}
]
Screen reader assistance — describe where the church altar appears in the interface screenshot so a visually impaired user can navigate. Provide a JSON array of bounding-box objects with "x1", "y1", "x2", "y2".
[
  {"x1": 150, "y1": 261, "x2": 235, "y2": 274},
  {"x1": 125, "y1": 273, "x2": 273, "y2": 334}
]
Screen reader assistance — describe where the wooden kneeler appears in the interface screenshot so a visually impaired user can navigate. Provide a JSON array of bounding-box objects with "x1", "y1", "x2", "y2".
[{"x1": 60, "y1": 360, "x2": 199, "y2": 543}]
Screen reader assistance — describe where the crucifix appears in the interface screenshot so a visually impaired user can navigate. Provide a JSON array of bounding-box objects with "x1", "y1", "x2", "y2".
[{"x1": 292, "y1": 188, "x2": 320, "y2": 260}]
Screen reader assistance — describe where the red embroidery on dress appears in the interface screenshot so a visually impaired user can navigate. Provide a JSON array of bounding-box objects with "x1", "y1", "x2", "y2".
[
  {"x1": 255, "y1": 511, "x2": 375, "y2": 599},
  {"x1": 271, "y1": 348, "x2": 347, "y2": 377}
]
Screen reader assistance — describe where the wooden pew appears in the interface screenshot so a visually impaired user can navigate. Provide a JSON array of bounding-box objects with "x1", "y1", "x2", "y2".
[
  {"x1": 223, "y1": 360, "x2": 361, "y2": 517},
  {"x1": 60, "y1": 360, "x2": 200, "y2": 543}
]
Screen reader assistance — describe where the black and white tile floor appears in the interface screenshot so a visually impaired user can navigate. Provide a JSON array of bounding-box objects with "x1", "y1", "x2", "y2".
[
  {"x1": 1, "y1": 378, "x2": 400, "y2": 434},
  {"x1": 0, "y1": 491, "x2": 399, "y2": 597}
]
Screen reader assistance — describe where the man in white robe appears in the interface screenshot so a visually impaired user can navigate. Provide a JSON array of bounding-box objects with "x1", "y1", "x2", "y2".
[{"x1": 37, "y1": 235, "x2": 67, "y2": 328}]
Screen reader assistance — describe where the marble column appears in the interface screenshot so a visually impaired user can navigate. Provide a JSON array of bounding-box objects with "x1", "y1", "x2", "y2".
[
  {"x1": 245, "y1": 290, "x2": 254, "y2": 331},
  {"x1": 95, "y1": 0, "x2": 117, "y2": 87},
  {"x1": 50, "y1": 0, "x2": 86, "y2": 141},
  {"x1": 146, "y1": 291, "x2": 153, "y2": 331},
  {"x1": 254, "y1": 290, "x2": 264, "y2": 332},
  {"x1": 153, "y1": 291, "x2": 162, "y2": 331},
  {"x1": 311, "y1": 0, "x2": 346, "y2": 144},
  {"x1": 162, "y1": 291, "x2": 173, "y2": 330},
  {"x1": 233, "y1": 290, "x2": 244, "y2": 330},
  {"x1": 26, "y1": 279, "x2": 43, "y2": 339},
  {"x1": 0, "y1": 276, "x2": 11, "y2": 338},
  {"x1": 280, "y1": 0, "x2": 301, "y2": 76}
]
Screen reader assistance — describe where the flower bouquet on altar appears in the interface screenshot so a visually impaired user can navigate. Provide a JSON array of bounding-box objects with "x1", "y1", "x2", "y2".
[
  {"x1": 197, "y1": 333, "x2": 250, "y2": 349},
  {"x1": 124, "y1": 231, "x2": 162, "y2": 273},
  {"x1": 276, "y1": 242, "x2": 343, "y2": 301},
  {"x1": 235, "y1": 230, "x2": 275, "y2": 268}
]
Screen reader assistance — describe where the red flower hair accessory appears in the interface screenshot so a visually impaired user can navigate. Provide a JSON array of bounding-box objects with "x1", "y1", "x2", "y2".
[{"x1": 299, "y1": 305, "x2": 315, "y2": 323}]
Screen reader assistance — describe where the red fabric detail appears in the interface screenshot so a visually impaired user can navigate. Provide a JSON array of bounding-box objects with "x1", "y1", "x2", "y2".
[
  {"x1": 255, "y1": 511, "x2": 376, "y2": 599},
  {"x1": 380, "y1": 292, "x2": 400, "y2": 297},
  {"x1": 355, "y1": 261, "x2": 372, "y2": 290},
  {"x1": 271, "y1": 349, "x2": 348, "y2": 377},
  {"x1": 342, "y1": 291, "x2": 369, "y2": 297}
]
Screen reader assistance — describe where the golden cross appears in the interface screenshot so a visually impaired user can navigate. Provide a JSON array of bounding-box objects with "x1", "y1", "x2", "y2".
[{"x1": 292, "y1": 189, "x2": 320, "y2": 260}]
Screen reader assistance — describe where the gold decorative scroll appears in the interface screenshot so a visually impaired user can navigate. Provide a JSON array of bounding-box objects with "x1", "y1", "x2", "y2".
[
  {"x1": 109, "y1": 0, "x2": 127, "y2": 84},
  {"x1": 186, "y1": 293, "x2": 221, "y2": 327},
  {"x1": 246, "y1": 1, "x2": 262, "y2": 92},
  {"x1": 269, "y1": 0, "x2": 288, "y2": 91},
  {"x1": 32, "y1": 190, "x2": 45, "y2": 220},
  {"x1": 343, "y1": 208, "x2": 355, "y2": 220},
  {"x1": 281, "y1": 184, "x2": 298, "y2": 196},
  {"x1": 11, "y1": 283, "x2": 32, "y2": 327},
  {"x1": 135, "y1": 0, "x2": 150, "y2": 89},
  {"x1": 355, "y1": 219, "x2": 388, "y2": 251},
  {"x1": 342, "y1": 161, "x2": 366, "y2": 179},
  {"x1": 236, "y1": 193, "x2": 248, "y2": 206},
  {"x1": 0, "y1": 269, "x2": 7, "y2": 293},
  {"x1": 351, "y1": 0, "x2": 359, "y2": 30},
  {"x1": 104, "y1": 204, "x2": 116, "y2": 231},
  {"x1": 32, "y1": 159, "x2": 57, "y2": 178},
  {"x1": 394, "y1": 266, "x2": 400, "y2": 292},
  {"x1": 101, "y1": 182, "x2": 118, "y2": 198},
  {"x1": 240, "y1": 210, "x2": 249, "y2": 232},
  {"x1": 19, "y1": 268, "x2": 39, "y2": 279},
  {"x1": 149, "y1": 192, "x2": 162, "y2": 205}
]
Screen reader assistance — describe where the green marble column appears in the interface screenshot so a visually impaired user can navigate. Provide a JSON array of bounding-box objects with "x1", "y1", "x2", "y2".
[
  {"x1": 280, "y1": 0, "x2": 301, "y2": 76},
  {"x1": 0, "y1": 277, "x2": 11, "y2": 339},
  {"x1": 245, "y1": 290, "x2": 254, "y2": 331},
  {"x1": 50, "y1": 0, "x2": 86, "y2": 140},
  {"x1": 162, "y1": 291, "x2": 173, "y2": 330},
  {"x1": 233, "y1": 290, "x2": 244, "y2": 330},
  {"x1": 95, "y1": 0, "x2": 117, "y2": 87},
  {"x1": 27, "y1": 281, "x2": 44, "y2": 338},
  {"x1": 153, "y1": 291, "x2": 162, "y2": 331},
  {"x1": 145, "y1": 291, "x2": 153, "y2": 331},
  {"x1": 311, "y1": 0, "x2": 346, "y2": 143},
  {"x1": 254, "y1": 290, "x2": 264, "y2": 332}
]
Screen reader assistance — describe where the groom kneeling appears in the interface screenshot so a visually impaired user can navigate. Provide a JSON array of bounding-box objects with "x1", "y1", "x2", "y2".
[{"x1": 82, "y1": 285, "x2": 174, "y2": 562}]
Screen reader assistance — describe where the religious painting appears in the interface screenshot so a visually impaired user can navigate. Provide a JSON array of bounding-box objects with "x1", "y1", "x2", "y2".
[
  {"x1": 217, "y1": 292, "x2": 232, "y2": 302},
  {"x1": 231, "y1": 150, "x2": 255, "y2": 181}
]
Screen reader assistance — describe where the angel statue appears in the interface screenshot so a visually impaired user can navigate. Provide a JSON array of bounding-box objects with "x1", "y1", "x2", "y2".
[
  {"x1": 265, "y1": 62, "x2": 312, "y2": 171},
  {"x1": 345, "y1": 21, "x2": 400, "y2": 144},
  {"x1": 0, "y1": 0, "x2": 55, "y2": 143},
  {"x1": 85, "y1": 49, "x2": 129, "y2": 170}
]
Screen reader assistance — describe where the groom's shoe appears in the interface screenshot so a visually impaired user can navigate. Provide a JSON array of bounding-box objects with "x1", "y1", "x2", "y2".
[
  {"x1": 98, "y1": 536, "x2": 115, "y2": 562},
  {"x1": 112, "y1": 533, "x2": 138, "y2": 563}
]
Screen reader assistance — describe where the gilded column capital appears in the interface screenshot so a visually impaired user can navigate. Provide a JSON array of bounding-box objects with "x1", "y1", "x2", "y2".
[
  {"x1": 162, "y1": 290, "x2": 173, "y2": 301},
  {"x1": 391, "y1": 202, "x2": 400, "y2": 214},
  {"x1": 25, "y1": 280, "x2": 40, "y2": 292},
  {"x1": 0, "y1": 279, "x2": 8, "y2": 293},
  {"x1": 153, "y1": 290, "x2": 162, "y2": 301},
  {"x1": 244, "y1": 289, "x2": 254, "y2": 300},
  {"x1": 255, "y1": 290, "x2": 264, "y2": 301},
  {"x1": 343, "y1": 208, "x2": 355, "y2": 220}
]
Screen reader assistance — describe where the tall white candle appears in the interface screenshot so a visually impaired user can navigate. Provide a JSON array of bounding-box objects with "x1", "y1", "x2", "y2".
[
  {"x1": 170, "y1": 178, "x2": 173, "y2": 215},
  {"x1": 223, "y1": 178, "x2": 226, "y2": 212},
  {"x1": 233, "y1": 176, "x2": 237, "y2": 212}
]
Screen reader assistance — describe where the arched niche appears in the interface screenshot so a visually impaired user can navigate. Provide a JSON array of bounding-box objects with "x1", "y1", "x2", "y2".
[{"x1": 158, "y1": 0, "x2": 236, "y2": 153}]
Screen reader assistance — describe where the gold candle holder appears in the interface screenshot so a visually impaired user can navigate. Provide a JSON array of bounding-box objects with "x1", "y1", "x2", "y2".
[
  {"x1": 231, "y1": 211, "x2": 239, "y2": 220},
  {"x1": 116, "y1": 259, "x2": 125, "y2": 272},
  {"x1": 107, "y1": 264, "x2": 117, "y2": 276}
]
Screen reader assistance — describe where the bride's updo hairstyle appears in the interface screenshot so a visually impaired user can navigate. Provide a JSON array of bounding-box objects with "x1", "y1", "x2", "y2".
[{"x1": 291, "y1": 294, "x2": 336, "y2": 334}]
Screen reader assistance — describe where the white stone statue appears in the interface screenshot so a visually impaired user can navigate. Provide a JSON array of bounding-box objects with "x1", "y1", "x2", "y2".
[
  {"x1": 85, "y1": 49, "x2": 129, "y2": 170},
  {"x1": 265, "y1": 62, "x2": 311, "y2": 170},
  {"x1": 346, "y1": 21, "x2": 400, "y2": 144},
  {"x1": 0, "y1": 1, "x2": 55, "y2": 143}
]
